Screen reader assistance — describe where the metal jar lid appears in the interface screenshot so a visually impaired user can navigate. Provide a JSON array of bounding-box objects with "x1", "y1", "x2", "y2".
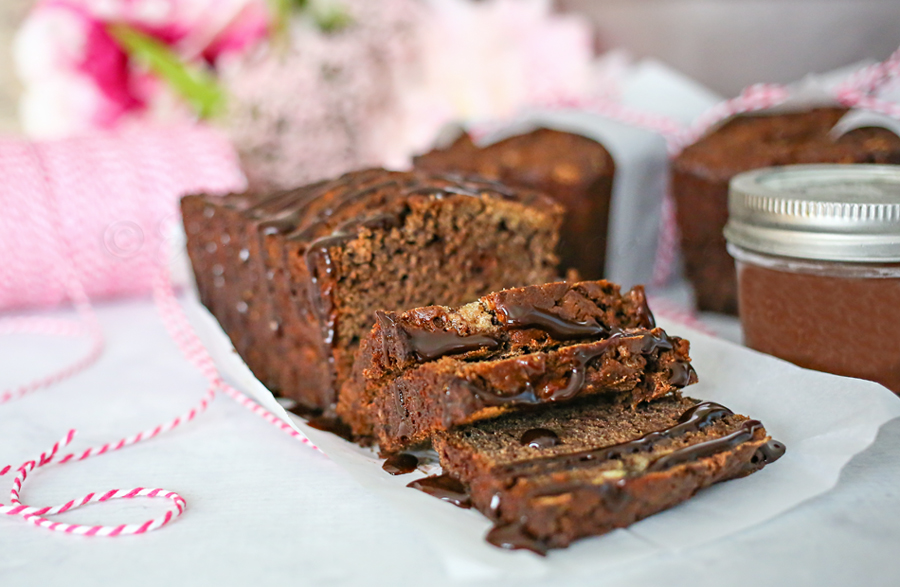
[{"x1": 724, "y1": 164, "x2": 900, "y2": 262}]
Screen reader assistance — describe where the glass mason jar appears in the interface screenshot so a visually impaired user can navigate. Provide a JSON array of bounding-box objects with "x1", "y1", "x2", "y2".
[{"x1": 724, "y1": 164, "x2": 900, "y2": 394}]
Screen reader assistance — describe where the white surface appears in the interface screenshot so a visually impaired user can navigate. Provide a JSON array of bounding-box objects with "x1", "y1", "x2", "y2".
[{"x1": 2, "y1": 298, "x2": 900, "y2": 586}]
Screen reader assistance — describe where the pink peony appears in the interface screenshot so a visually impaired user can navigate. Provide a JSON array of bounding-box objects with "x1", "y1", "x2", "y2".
[{"x1": 15, "y1": 0, "x2": 270, "y2": 138}]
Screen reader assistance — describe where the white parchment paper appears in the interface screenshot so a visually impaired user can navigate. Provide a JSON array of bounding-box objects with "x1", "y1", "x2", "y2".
[{"x1": 184, "y1": 289, "x2": 900, "y2": 581}]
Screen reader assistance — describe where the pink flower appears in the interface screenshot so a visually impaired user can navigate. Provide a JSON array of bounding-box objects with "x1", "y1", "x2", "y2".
[
  {"x1": 224, "y1": 0, "x2": 596, "y2": 191},
  {"x1": 15, "y1": 0, "x2": 270, "y2": 138}
]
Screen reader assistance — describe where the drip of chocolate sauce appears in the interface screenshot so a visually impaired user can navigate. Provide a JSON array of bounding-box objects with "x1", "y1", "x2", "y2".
[
  {"x1": 639, "y1": 331, "x2": 674, "y2": 353},
  {"x1": 634, "y1": 287, "x2": 657, "y2": 329},
  {"x1": 668, "y1": 362, "x2": 697, "y2": 387},
  {"x1": 407, "y1": 474, "x2": 471, "y2": 508},
  {"x1": 286, "y1": 403, "x2": 356, "y2": 442},
  {"x1": 382, "y1": 453, "x2": 419, "y2": 475},
  {"x1": 387, "y1": 296, "x2": 663, "y2": 366},
  {"x1": 753, "y1": 440, "x2": 786, "y2": 465},
  {"x1": 376, "y1": 310, "x2": 501, "y2": 363},
  {"x1": 485, "y1": 523, "x2": 549, "y2": 556},
  {"x1": 520, "y1": 428, "x2": 561, "y2": 449}
]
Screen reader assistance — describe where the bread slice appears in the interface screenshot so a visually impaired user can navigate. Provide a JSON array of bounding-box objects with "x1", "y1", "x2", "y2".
[
  {"x1": 431, "y1": 395, "x2": 784, "y2": 553},
  {"x1": 339, "y1": 280, "x2": 696, "y2": 453}
]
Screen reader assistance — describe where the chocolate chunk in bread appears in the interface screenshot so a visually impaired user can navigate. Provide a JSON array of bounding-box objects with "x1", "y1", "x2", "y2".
[
  {"x1": 182, "y1": 169, "x2": 563, "y2": 412},
  {"x1": 340, "y1": 280, "x2": 696, "y2": 453},
  {"x1": 430, "y1": 395, "x2": 784, "y2": 553},
  {"x1": 415, "y1": 129, "x2": 615, "y2": 280},
  {"x1": 672, "y1": 107, "x2": 900, "y2": 313}
]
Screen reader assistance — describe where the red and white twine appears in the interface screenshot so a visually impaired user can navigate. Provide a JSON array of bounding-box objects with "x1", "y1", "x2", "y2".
[{"x1": 1, "y1": 129, "x2": 319, "y2": 538}]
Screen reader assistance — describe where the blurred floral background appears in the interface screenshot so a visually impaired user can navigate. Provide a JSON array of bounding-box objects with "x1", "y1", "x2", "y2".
[{"x1": 2, "y1": 0, "x2": 899, "y2": 188}]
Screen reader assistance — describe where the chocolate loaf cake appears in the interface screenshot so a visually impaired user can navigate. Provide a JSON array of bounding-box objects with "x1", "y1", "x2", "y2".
[
  {"x1": 182, "y1": 169, "x2": 563, "y2": 412},
  {"x1": 414, "y1": 129, "x2": 615, "y2": 280},
  {"x1": 340, "y1": 280, "x2": 696, "y2": 453},
  {"x1": 430, "y1": 395, "x2": 784, "y2": 553},
  {"x1": 672, "y1": 107, "x2": 900, "y2": 313}
]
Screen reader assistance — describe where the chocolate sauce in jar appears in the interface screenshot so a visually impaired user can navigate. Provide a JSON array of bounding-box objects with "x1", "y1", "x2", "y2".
[
  {"x1": 726, "y1": 165, "x2": 900, "y2": 395},
  {"x1": 737, "y1": 259, "x2": 900, "y2": 393}
]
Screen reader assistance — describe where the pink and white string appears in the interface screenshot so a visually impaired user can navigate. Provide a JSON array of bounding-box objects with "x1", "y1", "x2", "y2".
[{"x1": 1, "y1": 128, "x2": 319, "y2": 537}]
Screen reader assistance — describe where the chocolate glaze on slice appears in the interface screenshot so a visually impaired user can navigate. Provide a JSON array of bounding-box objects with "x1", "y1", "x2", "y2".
[
  {"x1": 646, "y1": 420, "x2": 765, "y2": 472},
  {"x1": 458, "y1": 332, "x2": 694, "y2": 407},
  {"x1": 494, "y1": 303, "x2": 610, "y2": 339},
  {"x1": 376, "y1": 310, "x2": 500, "y2": 362},
  {"x1": 382, "y1": 288, "x2": 663, "y2": 365},
  {"x1": 496, "y1": 402, "x2": 760, "y2": 476}
]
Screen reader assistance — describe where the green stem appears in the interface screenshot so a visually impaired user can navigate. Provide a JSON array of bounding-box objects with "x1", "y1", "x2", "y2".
[{"x1": 107, "y1": 23, "x2": 225, "y2": 120}]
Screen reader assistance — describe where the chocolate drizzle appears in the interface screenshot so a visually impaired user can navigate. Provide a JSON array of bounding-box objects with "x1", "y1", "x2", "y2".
[
  {"x1": 485, "y1": 522, "x2": 549, "y2": 555},
  {"x1": 407, "y1": 474, "x2": 471, "y2": 508},
  {"x1": 520, "y1": 428, "x2": 561, "y2": 449},
  {"x1": 495, "y1": 303, "x2": 610, "y2": 339},
  {"x1": 645, "y1": 420, "x2": 763, "y2": 472},
  {"x1": 496, "y1": 401, "x2": 740, "y2": 476},
  {"x1": 394, "y1": 317, "x2": 500, "y2": 362},
  {"x1": 382, "y1": 453, "x2": 419, "y2": 475},
  {"x1": 385, "y1": 294, "x2": 676, "y2": 370}
]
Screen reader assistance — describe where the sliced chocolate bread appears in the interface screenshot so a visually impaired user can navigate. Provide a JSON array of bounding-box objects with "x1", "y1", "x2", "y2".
[
  {"x1": 339, "y1": 280, "x2": 696, "y2": 453},
  {"x1": 430, "y1": 395, "x2": 784, "y2": 553},
  {"x1": 182, "y1": 169, "x2": 563, "y2": 413}
]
